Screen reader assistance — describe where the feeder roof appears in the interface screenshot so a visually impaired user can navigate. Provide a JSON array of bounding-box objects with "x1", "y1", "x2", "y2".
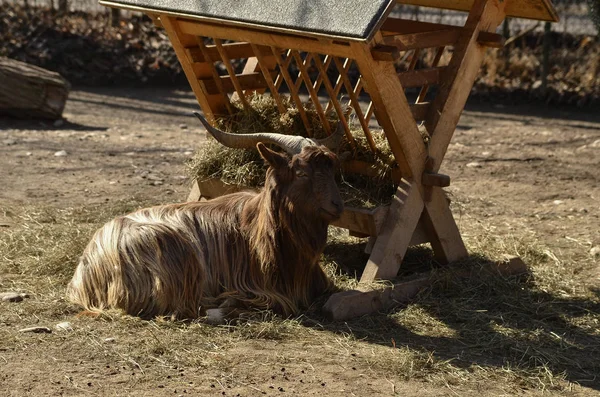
[
  {"x1": 101, "y1": 0, "x2": 559, "y2": 41},
  {"x1": 100, "y1": 0, "x2": 397, "y2": 40}
]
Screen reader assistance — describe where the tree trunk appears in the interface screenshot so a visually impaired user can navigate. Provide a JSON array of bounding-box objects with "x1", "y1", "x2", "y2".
[{"x1": 0, "y1": 57, "x2": 71, "y2": 120}]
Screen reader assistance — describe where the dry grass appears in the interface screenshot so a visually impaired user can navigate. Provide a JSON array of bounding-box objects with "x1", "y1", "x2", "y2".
[
  {"x1": 1, "y1": 200, "x2": 599, "y2": 393},
  {"x1": 187, "y1": 93, "x2": 399, "y2": 208}
]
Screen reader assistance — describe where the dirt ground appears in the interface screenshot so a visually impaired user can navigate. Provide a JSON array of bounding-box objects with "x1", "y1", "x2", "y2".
[{"x1": 1, "y1": 87, "x2": 599, "y2": 396}]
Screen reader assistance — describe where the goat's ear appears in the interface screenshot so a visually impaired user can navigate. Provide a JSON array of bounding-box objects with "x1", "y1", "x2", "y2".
[{"x1": 257, "y1": 143, "x2": 289, "y2": 169}]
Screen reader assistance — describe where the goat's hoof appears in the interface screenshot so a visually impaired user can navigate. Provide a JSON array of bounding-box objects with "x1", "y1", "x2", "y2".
[{"x1": 205, "y1": 308, "x2": 225, "y2": 325}]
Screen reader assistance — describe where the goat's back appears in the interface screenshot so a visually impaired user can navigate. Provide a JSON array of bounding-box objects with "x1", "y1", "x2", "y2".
[{"x1": 67, "y1": 193, "x2": 255, "y2": 319}]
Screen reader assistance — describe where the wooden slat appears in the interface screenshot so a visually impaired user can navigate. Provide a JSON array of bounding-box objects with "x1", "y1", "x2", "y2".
[
  {"x1": 395, "y1": 0, "x2": 558, "y2": 22},
  {"x1": 398, "y1": 67, "x2": 443, "y2": 88},
  {"x1": 160, "y1": 16, "x2": 229, "y2": 120},
  {"x1": 271, "y1": 47, "x2": 313, "y2": 136},
  {"x1": 186, "y1": 42, "x2": 273, "y2": 63},
  {"x1": 417, "y1": 46, "x2": 445, "y2": 103},
  {"x1": 312, "y1": 55, "x2": 356, "y2": 147},
  {"x1": 213, "y1": 38, "x2": 251, "y2": 110},
  {"x1": 477, "y1": 31, "x2": 505, "y2": 48},
  {"x1": 382, "y1": 18, "x2": 462, "y2": 35},
  {"x1": 371, "y1": 45, "x2": 400, "y2": 61},
  {"x1": 332, "y1": 57, "x2": 376, "y2": 153},
  {"x1": 199, "y1": 71, "x2": 277, "y2": 95},
  {"x1": 177, "y1": 18, "x2": 356, "y2": 59},
  {"x1": 294, "y1": 53, "x2": 313, "y2": 92},
  {"x1": 324, "y1": 57, "x2": 350, "y2": 114},
  {"x1": 251, "y1": 43, "x2": 287, "y2": 115},
  {"x1": 290, "y1": 51, "x2": 332, "y2": 135},
  {"x1": 410, "y1": 102, "x2": 430, "y2": 121},
  {"x1": 312, "y1": 55, "x2": 333, "y2": 93},
  {"x1": 381, "y1": 29, "x2": 460, "y2": 51},
  {"x1": 195, "y1": 37, "x2": 233, "y2": 114}
]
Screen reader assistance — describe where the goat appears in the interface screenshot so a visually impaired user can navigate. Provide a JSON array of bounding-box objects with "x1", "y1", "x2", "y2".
[{"x1": 67, "y1": 114, "x2": 344, "y2": 321}]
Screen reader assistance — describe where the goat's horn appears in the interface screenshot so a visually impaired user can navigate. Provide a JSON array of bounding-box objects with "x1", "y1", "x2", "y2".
[{"x1": 193, "y1": 112, "x2": 312, "y2": 156}]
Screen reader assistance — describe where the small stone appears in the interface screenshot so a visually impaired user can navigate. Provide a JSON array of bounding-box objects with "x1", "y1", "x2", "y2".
[
  {"x1": 19, "y1": 326, "x2": 52, "y2": 333},
  {"x1": 179, "y1": 124, "x2": 188, "y2": 130},
  {"x1": 3, "y1": 139, "x2": 16, "y2": 146},
  {"x1": 553, "y1": 200, "x2": 563, "y2": 205},
  {"x1": 55, "y1": 321, "x2": 73, "y2": 331},
  {"x1": 183, "y1": 151, "x2": 193, "y2": 156},
  {"x1": 25, "y1": 152, "x2": 32, "y2": 156},
  {"x1": 54, "y1": 150, "x2": 68, "y2": 157},
  {"x1": 590, "y1": 246, "x2": 600, "y2": 258},
  {"x1": 53, "y1": 119, "x2": 65, "y2": 127},
  {"x1": 150, "y1": 180, "x2": 164, "y2": 186},
  {"x1": 104, "y1": 337, "x2": 116, "y2": 343},
  {"x1": 466, "y1": 161, "x2": 482, "y2": 168},
  {"x1": 590, "y1": 139, "x2": 600, "y2": 148},
  {"x1": 1, "y1": 292, "x2": 28, "y2": 302}
]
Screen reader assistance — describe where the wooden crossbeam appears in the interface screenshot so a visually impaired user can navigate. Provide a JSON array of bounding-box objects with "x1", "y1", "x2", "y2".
[
  {"x1": 214, "y1": 38, "x2": 251, "y2": 110},
  {"x1": 410, "y1": 102, "x2": 430, "y2": 121},
  {"x1": 186, "y1": 42, "x2": 273, "y2": 63},
  {"x1": 194, "y1": 37, "x2": 234, "y2": 114},
  {"x1": 177, "y1": 19, "x2": 355, "y2": 58},
  {"x1": 160, "y1": 16, "x2": 229, "y2": 120},
  {"x1": 417, "y1": 46, "x2": 445, "y2": 103},
  {"x1": 382, "y1": 29, "x2": 460, "y2": 51},
  {"x1": 381, "y1": 18, "x2": 462, "y2": 36},
  {"x1": 398, "y1": 67, "x2": 443, "y2": 88},
  {"x1": 199, "y1": 71, "x2": 278, "y2": 95}
]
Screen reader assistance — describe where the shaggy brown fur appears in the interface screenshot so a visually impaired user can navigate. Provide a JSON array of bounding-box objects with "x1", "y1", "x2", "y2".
[{"x1": 67, "y1": 144, "x2": 343, "y2": 320}]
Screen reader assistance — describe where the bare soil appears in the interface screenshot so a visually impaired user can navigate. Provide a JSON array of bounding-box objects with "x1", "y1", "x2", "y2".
[{"x1": 1, "y1": 87, "x2": 599, "y2": 396}]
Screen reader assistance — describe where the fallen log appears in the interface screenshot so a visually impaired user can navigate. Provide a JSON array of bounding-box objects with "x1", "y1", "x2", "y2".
[{"x1": 0, "y1": 57, "x2": 70, "y2": 119}]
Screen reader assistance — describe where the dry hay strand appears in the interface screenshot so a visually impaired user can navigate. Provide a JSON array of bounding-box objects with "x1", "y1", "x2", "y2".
[{"x1": 187, "y1": 94, "x2": 399, "y2": 207}]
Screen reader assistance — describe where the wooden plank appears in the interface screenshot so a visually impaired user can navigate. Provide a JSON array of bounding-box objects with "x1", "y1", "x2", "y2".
[
  {"x1": 421, "y1": 172, "x2": 450, "y2": 187},
  {"x1": 360, "y1": 180, "x2": 425, "y2": 282},
  {"x1": 395, "y1": 0, "x2": 558, "y2": 22},
  {"x1": 214, "y1": 38, "x2": 251, "y2": 110},
  {"x1": 417, "y1": 46, "x2": 445, "y2": 103},
  {"x1": 381, "y1": 18, "x2": 462, "y2": 35},
  {"x1": 199, "y1": 71, "x2": 277, "y2": 95},
  {"x1": 371, "y1": 45, "x2": 400, "y2": 61},
  {"x1": 195, "y1": 37, "x2": 234, "y2": 114},
  {"x1": 422, "y1": 187, "x2": 468, "y2": 264},
  {"x1": 323, "y1": 256, "x2": 530, "y2": 321},
  {"x1": 398, "y1": 67, "x2": 443, "y2": 88},
  {"x1": 381, "y1": 29, "x2": 460, "y2": 51},
  {"x1": 186, "y1": 42, "x2": 274, "y2": 63},
  {"x1": 477, "y1": 31, "x2": 505, "y2": 48},
  {"x1": 161, "y1": 16, "x2": 229, "y2": 120},
  {"x1": 410, "y1": 102, "x2": 430, "y2": 121},
  {"x1": 176, "y1": 18, "x2": 356, "y2": 59}
]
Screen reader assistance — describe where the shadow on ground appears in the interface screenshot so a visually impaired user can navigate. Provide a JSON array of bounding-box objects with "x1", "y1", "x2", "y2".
[{"x1": 313, "y1": 240, "x2": 600, "y2": 391}]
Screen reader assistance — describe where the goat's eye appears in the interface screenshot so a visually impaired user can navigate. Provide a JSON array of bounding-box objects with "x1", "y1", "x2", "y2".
[{"x1": 295, "y1": 170, "x2": 308, "y2": 178}]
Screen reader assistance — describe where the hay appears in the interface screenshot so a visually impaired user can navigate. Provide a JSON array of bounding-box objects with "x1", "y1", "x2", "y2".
[{"x1": 187, "y1": 93, "x2": 399, "y2": 207}]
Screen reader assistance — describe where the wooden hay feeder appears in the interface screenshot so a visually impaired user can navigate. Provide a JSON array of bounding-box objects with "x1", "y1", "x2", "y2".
[{"x1": 102, "y1": 0, "x2": 558, "y2": 316}]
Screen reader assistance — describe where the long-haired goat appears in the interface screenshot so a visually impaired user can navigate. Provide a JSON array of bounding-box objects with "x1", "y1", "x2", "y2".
[{"x1": 67, "y1": 114, "x2": 344, "y2": 321}]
